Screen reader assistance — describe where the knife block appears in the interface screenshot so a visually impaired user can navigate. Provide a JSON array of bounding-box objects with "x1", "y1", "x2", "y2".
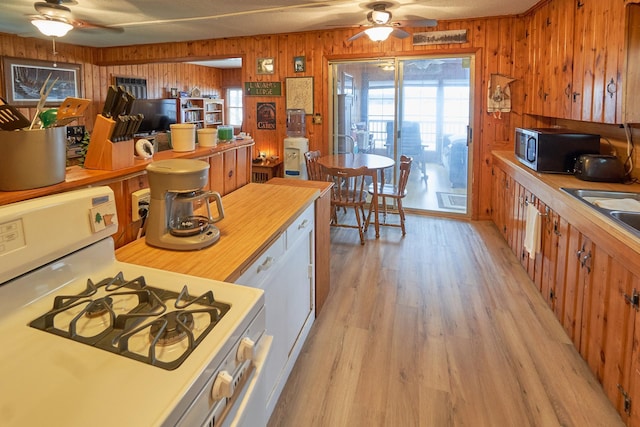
[{"x1": 84, "y1": 114, "x2": 134, "y2": 170}]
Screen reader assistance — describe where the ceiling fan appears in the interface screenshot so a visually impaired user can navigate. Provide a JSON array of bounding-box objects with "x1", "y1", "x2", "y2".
[
  {"x1": 30, "y1": 0, "x2": 123, "y2": 37},
  {"x1": 347, "y1": 2, "x2": 437, "y2": 42}
]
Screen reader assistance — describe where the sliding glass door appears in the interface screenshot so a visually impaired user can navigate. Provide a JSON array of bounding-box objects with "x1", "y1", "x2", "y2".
[{"x1": 330, "y1": 55, "x2": 473, "y2": 215}]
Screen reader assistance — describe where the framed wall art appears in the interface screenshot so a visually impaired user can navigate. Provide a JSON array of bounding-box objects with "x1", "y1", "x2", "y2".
[
  {"x1": 2, "y1": 57, "x2": 82, "y2": 107},
  {"x1": 257, "y1": 58, "x2": 274, "y2": 75},
  {"x1": 114, "y1": 76, "x2": 147, "y2": 99},
  {"x1": 257, "y1": 102, "x2": 276, "y2": 130},
  {"x1": 285, "y1": 77, "x2": 314, "y2": 114},
  {"x1": 294, "y1": 56, "x2": 305, "y2": 73}
]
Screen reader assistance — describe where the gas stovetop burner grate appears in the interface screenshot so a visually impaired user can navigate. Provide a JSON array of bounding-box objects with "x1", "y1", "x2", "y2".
[{"x1": 29, "y1": 272, "x2": 231, "y2": 370}]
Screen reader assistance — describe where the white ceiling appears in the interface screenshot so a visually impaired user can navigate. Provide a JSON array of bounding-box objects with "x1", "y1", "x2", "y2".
[
  {"x1": 2, "y1": 0, "x2": 540, "y2": 47},
  {"x1": 1, "y1": 0, "x2": 539, "y2": 66}
]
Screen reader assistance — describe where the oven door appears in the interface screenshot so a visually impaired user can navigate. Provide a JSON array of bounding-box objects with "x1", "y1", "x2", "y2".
[{"x1": 222, "y1": 334, "x2": 273, "y2": 427}]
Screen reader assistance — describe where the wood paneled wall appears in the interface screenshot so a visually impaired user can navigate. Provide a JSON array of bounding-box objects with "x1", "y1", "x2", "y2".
[
  {"x1": 102, "y1": 63, "x2": 222, "y2": 99},
  {"x1": 0, "y1": 17, "x2": 534, "y2": 220},
  {"x1": 0, "y1": 1, "x2": 627, "y2": 220},
  {"x1": 0, "y1": 36, "x2": 222, "y2": 129},
  {"x1": 93, "y1": 16, "x2": 535, "y2": 220}
]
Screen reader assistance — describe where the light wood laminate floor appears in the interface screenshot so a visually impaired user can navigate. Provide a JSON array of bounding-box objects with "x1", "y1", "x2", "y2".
[{"x1": 268, "y1": 214, "x2": 624, "y2": 427}]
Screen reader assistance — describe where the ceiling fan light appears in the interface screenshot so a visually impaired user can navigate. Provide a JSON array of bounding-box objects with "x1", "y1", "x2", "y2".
[
  {"x1": 370, "y1": 10, "x2": 391, "y2": 24},
  {"x1": 31, "y1": 19, "x2": 73, "y2": 37},
  {"x1": 365, "y1": 26, "x2": 393, "y2": 42}
]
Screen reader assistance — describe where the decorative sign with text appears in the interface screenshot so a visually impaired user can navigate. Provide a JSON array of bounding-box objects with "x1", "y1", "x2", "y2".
[
  {"x1": 245, "y1": 82, "x2": 282, "y2": 96},
  {"x1": 413, "y1": 29, "x2": 468, "y2": 46},
  {"x1": 257, "y1": 102, "x2": 276, "y2": 130}
]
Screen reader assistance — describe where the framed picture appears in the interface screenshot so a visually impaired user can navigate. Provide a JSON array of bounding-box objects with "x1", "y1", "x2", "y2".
[
  {"x1": 2, "y1": 57, "x2": 82, "y2": 107},
  {"x1": 285, "y1": 77, "x2": 314, "y2": 115},
  {"x1": 257, "y1": 102, "x2": 276, "y2": 130},
  {"x1": 294, "y1": 56, "x2": 305, "y2": 73},
  {"x1": 257, "y1": 57, "x2": 274, "y2": 75},
  {"x1": 114, "y1": 75, "x2": 147, "y2": 99}
]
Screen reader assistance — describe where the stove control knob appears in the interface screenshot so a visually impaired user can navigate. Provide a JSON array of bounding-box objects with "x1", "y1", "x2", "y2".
[
  {"x1": 237, "y1": 337, "x2": 255, "y2": 362},
  {"x1": 211, "y1": 371, "x2": 234, "y2": 401}
]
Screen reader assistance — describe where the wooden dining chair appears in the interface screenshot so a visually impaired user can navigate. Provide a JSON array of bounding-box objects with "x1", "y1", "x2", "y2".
[
  {"x1": 304, "y1": 150, "x2": 325, "y2": 181},
  {"x1": 366, "y1": 155, "x2": 412, "y2": 235},
  {"x1": 324, "y1": 165, "x2": 370, "y2": 245}
]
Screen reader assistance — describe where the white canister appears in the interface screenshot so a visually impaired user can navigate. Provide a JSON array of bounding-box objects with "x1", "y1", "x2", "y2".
[
  {"x1": 169, "y1": 123, "x2": 196, "y2": 152},
  {"x1": 197, "y1": 128, "x2": 217, "y2": 147}
]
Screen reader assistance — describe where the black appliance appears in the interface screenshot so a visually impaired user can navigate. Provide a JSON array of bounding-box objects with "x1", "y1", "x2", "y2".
[
  {"x1": 514, "y1": 127, "x2": 600, "y2": 173},
  {"x1": 574, "y1": 154, "x2": 626, "y2": 182},
  {"x1": 131, "y1": 98, "x2": 177, "y2": 135}
]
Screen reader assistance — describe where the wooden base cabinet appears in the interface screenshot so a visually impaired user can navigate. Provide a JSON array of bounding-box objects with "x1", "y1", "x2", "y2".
[
  {"x1": 207, "y1": 145, "x2": 251, "y2": 195},
  {"x1": 492, "y1": 160, "x2": 640, "y2": 424}
]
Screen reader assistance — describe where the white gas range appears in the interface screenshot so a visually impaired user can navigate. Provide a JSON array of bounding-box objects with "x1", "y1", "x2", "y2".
[{"x1": 0, "y1": 187, "x2": 269, "y2": 427}]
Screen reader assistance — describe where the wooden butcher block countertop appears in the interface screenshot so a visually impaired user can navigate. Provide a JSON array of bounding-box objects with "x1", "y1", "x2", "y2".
[{"x1": 116, "y1": 182, "x2": 319, "y2": 282}]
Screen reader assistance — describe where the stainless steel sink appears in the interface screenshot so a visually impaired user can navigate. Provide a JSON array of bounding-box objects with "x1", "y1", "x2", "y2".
[
  {"x1": 561, "y1": 188, "x2": 640, "y2": 205},
  {"x1": 610, "y1": 211, "x2": 640, "y2": 232},
  {"x1": 561, "y1": 187, "x2": 640, "y2": 237}
]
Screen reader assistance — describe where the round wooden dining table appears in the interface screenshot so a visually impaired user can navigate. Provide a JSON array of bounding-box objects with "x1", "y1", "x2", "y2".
[{"x1": 318, "y1": 153, "x2": 395, "y2": 238}]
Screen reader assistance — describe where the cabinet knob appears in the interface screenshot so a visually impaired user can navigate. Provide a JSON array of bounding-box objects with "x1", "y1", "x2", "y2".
[{"x1": 607, "y1": 78, "x2": 617, "y2": 98}]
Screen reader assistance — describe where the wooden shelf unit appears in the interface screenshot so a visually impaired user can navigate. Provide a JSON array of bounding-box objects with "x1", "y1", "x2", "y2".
[
  {"x1": 204, "y1": 99, "x2": 224, "y2": 128},
  {"x1": 177, "y1": 97, "x2": 205, "y2": 128}
]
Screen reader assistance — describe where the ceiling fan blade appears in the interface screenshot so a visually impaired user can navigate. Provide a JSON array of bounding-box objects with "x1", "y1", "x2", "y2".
[
  {"x1": 390, "y1": 28, "x2": 410, "y2": 39},
  {"x1": 116, "y1": 0, "x2": 352, "y2": 28},
  {"x1": 347, "y1": 30, "x2": 368, "y2": 42},
  {"x1": 34, "y1": 2, "x2": 72, "y2": 20},
  {"x1": 394, "y1": 18, "x2": 438, "y2": 28},
  {"x1": 72, "y1": 19, "x2": 124, "y2": 33}
]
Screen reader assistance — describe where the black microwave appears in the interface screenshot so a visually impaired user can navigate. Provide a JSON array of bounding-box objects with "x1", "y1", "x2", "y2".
[{"x1": 514, "y1": 127, "x2": 600, "y2": 173}]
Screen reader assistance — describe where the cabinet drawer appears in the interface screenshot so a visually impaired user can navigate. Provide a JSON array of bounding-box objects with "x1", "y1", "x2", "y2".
[
  {"x1": 286, "y1": 204, "x2": 314, "y2": 250},
  {"x1": 236, "y1": 233, "x2": 285, "y2": 288}
]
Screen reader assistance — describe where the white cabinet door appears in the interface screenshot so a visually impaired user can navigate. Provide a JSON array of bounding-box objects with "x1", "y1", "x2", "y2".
[
  {"x1": 234, "y1": 204, "x2": 316, "y2": 419},
  {"x1": 283, "y1": 227, "x2": 314, "y2": 356}
]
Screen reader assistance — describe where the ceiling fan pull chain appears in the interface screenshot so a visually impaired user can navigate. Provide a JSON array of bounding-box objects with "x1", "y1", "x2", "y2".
[{"x1": 52, "y1": 37, "x2": 58, "y2": 67}]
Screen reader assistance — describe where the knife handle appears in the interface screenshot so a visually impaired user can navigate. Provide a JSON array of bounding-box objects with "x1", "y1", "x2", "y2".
[{"x1": 101, "y1": 85, "x2": 117, "y2": 118}]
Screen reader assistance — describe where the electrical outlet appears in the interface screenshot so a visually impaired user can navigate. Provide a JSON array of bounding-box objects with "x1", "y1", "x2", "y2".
[{"x1": 131, "y1": 189, "x2": 151, "y2": 221}]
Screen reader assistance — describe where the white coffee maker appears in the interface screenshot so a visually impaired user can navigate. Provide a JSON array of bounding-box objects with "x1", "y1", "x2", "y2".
[{"x1": 145, "y1": 159, "x2": 224, "y2": 250}]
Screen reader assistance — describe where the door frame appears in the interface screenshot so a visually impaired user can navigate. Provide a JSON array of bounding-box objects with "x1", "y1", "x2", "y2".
[{"x1": 327, "y1": 51, "x2": 479, "y2": 219}]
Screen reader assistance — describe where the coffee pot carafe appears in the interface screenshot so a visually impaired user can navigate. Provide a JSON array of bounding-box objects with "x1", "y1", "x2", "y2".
[{"x1": 145, "y1": 159, "x2": 224, "y2": 250}]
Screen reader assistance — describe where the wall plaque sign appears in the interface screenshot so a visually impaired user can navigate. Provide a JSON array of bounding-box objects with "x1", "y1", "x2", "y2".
[
  {"x1": 257, "y1": 102, "x2": 276, "y2": 130},
  {"x1": 244, "y1": 82, "x2": 282, "y2": 96},
  {"x1": 413, "y1": 29, "x2": 468, "y2": 46}
]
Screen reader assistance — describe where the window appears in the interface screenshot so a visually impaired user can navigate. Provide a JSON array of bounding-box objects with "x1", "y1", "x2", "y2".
[
  {"x1": 226, "y1": 88, "x2": 243, "y2": 126},
  {"x1": 367, "y1": 82, "x2": 395, "y2": 150}
]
